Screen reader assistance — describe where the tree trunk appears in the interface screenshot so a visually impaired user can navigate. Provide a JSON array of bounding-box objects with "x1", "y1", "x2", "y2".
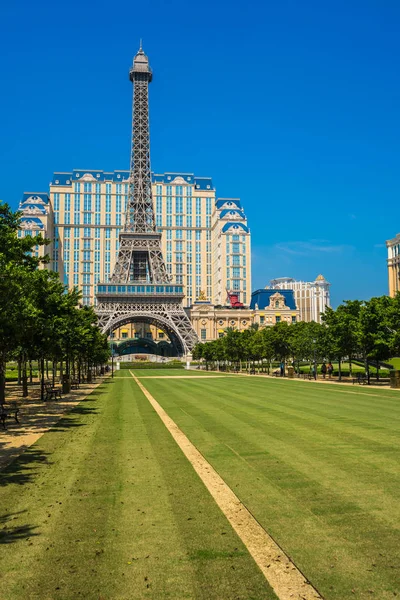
[
  {"x1": 40, "y1": 357, "x2": 45, "y2": 401},
  {"x1": 338, "y1": 358, "x2": 342, "y2": 381},
  {"x1": 46, "y1": 360, "x2": 49, "y2": 380},
  {"x1": 29, "y1": 360, "x2": 33, "y2": 383},
  {"x1": 18, "y1": 356, "x2": 22, "y2": 385},
  {"x1": 0, "y1": 354, "x2": 6, "y2": 405},
  {"x1": 349, "y1": 356, "x2": 352, "y2": 377},
  {"x1": 22, "y1": 357, "x2": 28, "y2": 398},
  {"x1": 376, "y1": 362, "x2": 380, "y2": 382},
  {"x1": 52, "y1": 360, "x2": 56, "y2": 387}
]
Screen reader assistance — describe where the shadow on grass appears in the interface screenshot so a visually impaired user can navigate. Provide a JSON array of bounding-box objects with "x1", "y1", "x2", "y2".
[
  {"x1": 0, "y1": 447, "x2": 51, "y2": 487},
  {"x1": 0, "y1": 511, "x2": 39, "y2": 544}
]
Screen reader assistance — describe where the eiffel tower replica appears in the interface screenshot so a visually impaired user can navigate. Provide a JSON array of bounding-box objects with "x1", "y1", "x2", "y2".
[{"x1": 96, "y1": 46, "x2": 198, "y2": 355}]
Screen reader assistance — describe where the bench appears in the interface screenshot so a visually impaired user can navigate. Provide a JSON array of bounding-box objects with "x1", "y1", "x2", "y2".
[
  {"x1": 44, "y1": 381, "x2": 62, "y2": 401},
  {"x1": 352, "y1": 374, "x2": 367, "y2": 385},
  {"x1": 71, "y1": 379, "x2": 80, "y2": 390},
  {"x1": 272, "y1": 370, "x2": 280, "y2": 377},
  {"x1": 249, "y1": 369, "x2": 256, "y2": 375},
  {"x1": 0, "y1": 401, "x2": 20, "y2": 430}
]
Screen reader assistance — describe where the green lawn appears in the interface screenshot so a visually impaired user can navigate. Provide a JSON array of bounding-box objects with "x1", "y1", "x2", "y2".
[
  {"x1": 130, "y1": 368, "x2": 232, "y2": 377},
  {"x1": 0, "y1": 375, "x2": 276, "y2": 600},
  {"x1": 141, "y1": 371, "x2": 400, "y2": 600}
]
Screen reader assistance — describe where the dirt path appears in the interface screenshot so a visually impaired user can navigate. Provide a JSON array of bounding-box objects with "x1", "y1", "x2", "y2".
[
  {"x1": 0, "y1": 377, "x2": 107, "y2": 470},
  {"x1": 130, "y1": 371, "x2": 323, "y2": 600}
]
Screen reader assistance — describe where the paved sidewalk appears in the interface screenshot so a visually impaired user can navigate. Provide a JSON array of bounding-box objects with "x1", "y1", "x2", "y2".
[{"x1": 0, "y1": 377, "x2": 108, "y2": 470}]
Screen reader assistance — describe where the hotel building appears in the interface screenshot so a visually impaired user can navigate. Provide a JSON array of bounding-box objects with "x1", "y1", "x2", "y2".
[
  {"x1": 386, "y1": 233, "x2": 400, "y2": 296},
  {"x1": 269, "y1": 275, "x2": 330, "y2": 323},
  {"x1": 47, "y1": 169, "x2": 251, "y2": 308}
]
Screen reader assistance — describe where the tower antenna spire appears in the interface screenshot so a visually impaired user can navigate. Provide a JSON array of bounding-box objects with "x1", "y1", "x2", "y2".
[{"x1": 139, "y1": 38, "x2": 143, "y2": 51}]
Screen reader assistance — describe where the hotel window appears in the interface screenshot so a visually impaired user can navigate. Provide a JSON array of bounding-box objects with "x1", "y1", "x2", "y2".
[
  {"x1": 167, "y1": 215, "x2": 172, "y2": 227},
  {"x1": 84, "y1": 228, "x2": 91, "y2": 238},
  {"x1": 175, "y1": 241, "x2": 183, "y2": 251},
  {"x1": 116, "y1": 196, "x2": 122, "y2": 212},
  {"x1": 74, "y1": 213, "x2": 80, "y2": 224},
  {"x1": 276, "y1": 316, "x2": 281, "y2": 323},
  {"x1": 176, "y1": 229, "x2": 183, "y2": 240},
  {"x1": 232, "y1": 279, "x2": 240, "y2": 291},
  {"x1": 95, "y1": 183, "x2": 101, "y2": 193},
  {"x1": 166, "y1": 185, "x2": 172, "y2": 196},
  {"x1": 292, "y1": 316, "x2": 297, "y2": 323},
  {"x1": 186, "y1": 215, "x2": 192, "y2": 227},
  {"x1": 95, "y1": 194, "x2": 101, "y2": 211},
  {"x1": 73, "y1": 250, "x2": 79, "y2": 261},
  {"x1": 95, "y1": 263, "x2": 100, "y2": 273},
  {"x1": 196, "y1": 197, "x2": 201, "y2": 215},
  {"x1": 106, "y1": 183, "x2": 111, "y2": 194},
  {"x1": 83, "y1": 213, "x2": 92, "y2": 224},
  {"x1": 105, "y1": 240, "x2": 111, "y2": 250},
  {"x1": 206, "y1": 217, "x2": 211, "y2": 228},
  {"x1": 166, "y1": 229, "x2": 172, "y2": 240},
  {"x1": 53, "y1": 193, "x2": 60, "y2": 211},
  {"x1": 175, "y1": 185, "x2": 183, "y2": 196},
  {"x1": 166, "y1": 197, "x2": 172, "y2": 214},
  {"x1": 95, "y1": 251, "x2": 100, "y2": 262},
  {"x1": 116, "y1": 214, "x2": 122, "y2": 226},
  {"x1": 105, "y1": 196, "x2": 111, "y2": 213},
  {"x1": 64, "y1": 213, "x2": 70, "y2": 224},
  {"x1": 74, "y1": 183, "x2": 80, "y2": 192},
  {"x1": 73, "y1": 274, "x2": 79, "y2": 285},
  {"x1": 206, "y1": 197, "x2": 212, "y2": 215},
  {"x1": 95, "y1": 228, "x2": 101, "y2": 238},
  {"x1": 95, "y1": 214, "x2": 101, "y2": 225},
  {"x1": 186, "y1": 185, "x2": 192, "y2": 197},
  {"x1": 84, "y1": 183, "x2": 92, "y2": 193},
  {"x1": 74, "y1": 228, "x2": 79, "y2": 238},
  {"x1": 116, "y1": 183, "x2": 122, "y2": 194},
  {"x1": 242, "y1": 255, "x2": 246, "y2": 266},
  {"x1": 196, "y1": 216, "x2": 202, "y2": 227},
  {"x1": 74, "y1": 239, "x2": 80, "y2": 250},
  {"x1": 167, "y1": 241, "x2": 172, "y2": 252},
  {"x1": 176, "y1": 197, "x2": 183, "y2": 213},
  {"x1": 195, "y1": 230, "x2": 201, "y2": 241},
  {"x1": 175, "y1": 252, "x2": 183, "y2": 263},
  {"x1": 232, "y1": 267, "x2": 240, "y2": 278},
  {"x1": 187, "y1": 264, "x2": 192, "y2": 274},
  {"x1": 64, "y1": 193, "x2": 71, "y2": 211},
  {"x1": 105, "y1": 228, "x2": 111, "y2": 239},
  {"x1": 187, "y1": 253, "x2": 192, "y2": 263},
  {"x1": 176, "y1": 264, "x2": 183, "y2": 274},
  {"x1": 156, "y1": 184, "x2": 162, "y2": 195},
  {"x1": 83, "y1": 239, "x2": 91, "y2": 250},
  {"x1": 186, "y1": 197, "x2": 192, "y2": 214},
  {"x1": 74, "y1": 195, "x2": 80, "y2": 211},
  {"x1": 196, "y1": 242, "x2": 201, "y2": 253},
  {"x1": 63, "y1": 250, "x2": 69, "y2": 262},
  {"x1": 83, "y1": 274, "x2": 91, "y2": 284},
  {"x1": 260, "y1": 316, "x2": 265, "y2": 325},
  {"x1": 156, "y1": 196, "x2": 162, "y2": 218},
  {"x1": 186, "y1": 242, "x2": 192, "y2": 252},
  {"x1": 176, "y1": 215, "x2": 183, "y2": 226},
  {"x1": 74, "y1": 262, "x2": 79, "y2": 273},
  {"x1": 105, "y1": 214, "x2": 111, "y2": 225},
  {"x1": 187, "y1": 230, "x2": 192, "y2": 240},
  {"x1": 196, "y1": 264, "x2": 201, "y2": 275},
  {"x1": 196, "y1": 253, "x2": 201, "y2": 264},
  {"x1": 232, "y1": 243, "x2": 240, "y2": 253},
  {"x1": 232, "y1": 255, "x2": 240, "y2": 266},
  {"x1": 64, "y1": 227, "x2": 70, "y2": 238}
]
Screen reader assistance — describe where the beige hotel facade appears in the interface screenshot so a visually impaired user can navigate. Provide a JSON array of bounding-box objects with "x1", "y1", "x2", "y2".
[
  {"x1": 19, "y1": 169, "x2": 251, "y2": 309},
  {"x1": 386, "y1": 233, "x2": 400, "y2": 296}
]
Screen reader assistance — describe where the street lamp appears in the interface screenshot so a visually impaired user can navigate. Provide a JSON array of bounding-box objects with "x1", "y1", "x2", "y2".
[{"x1": 313, "y1": 338, "x2": 317, "y2": 380}]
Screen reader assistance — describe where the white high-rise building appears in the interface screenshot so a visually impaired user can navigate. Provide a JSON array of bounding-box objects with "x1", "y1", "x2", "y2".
[{"x1": 269, "y1": 275, "x2": 330, "y2": 323}]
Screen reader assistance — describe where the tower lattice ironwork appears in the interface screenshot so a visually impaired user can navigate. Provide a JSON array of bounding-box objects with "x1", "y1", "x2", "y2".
[{"x1": 95, "y1": 47, "x2": 198, "y2": 355}]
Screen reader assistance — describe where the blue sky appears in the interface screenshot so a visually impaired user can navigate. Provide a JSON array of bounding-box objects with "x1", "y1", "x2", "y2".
[{"x1": 1, "y1": 0, "x2": 400, "y2": 307}]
